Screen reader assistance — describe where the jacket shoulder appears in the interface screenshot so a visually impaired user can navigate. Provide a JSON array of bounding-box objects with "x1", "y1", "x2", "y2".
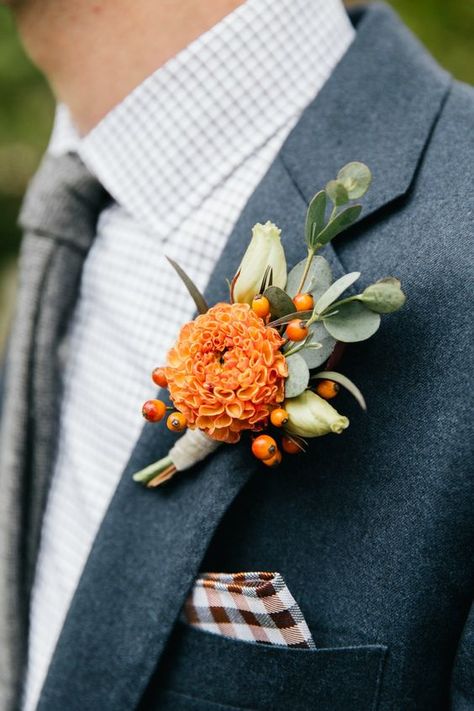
[
  {"x1": 443, "y1": 79, "x2": 474, "y2": 129},
  {"x1": 414, "y1": 79, "x2": 474, "y2": 210}
]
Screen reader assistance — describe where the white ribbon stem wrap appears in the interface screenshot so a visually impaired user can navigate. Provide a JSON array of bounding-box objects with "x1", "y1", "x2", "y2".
[{"x1": 169, "y1": 428, "x2": 222, "y2": 471}]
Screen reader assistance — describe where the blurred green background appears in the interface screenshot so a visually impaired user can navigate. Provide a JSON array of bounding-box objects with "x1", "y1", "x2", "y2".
[{"x1": 0, "y1": 0, "x2": 473, "y2": 347}]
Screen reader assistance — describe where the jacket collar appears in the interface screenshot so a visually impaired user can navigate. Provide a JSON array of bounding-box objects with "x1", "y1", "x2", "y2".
[{"x1": 37, "y1": 5, "x2": 451, "y2": 709}]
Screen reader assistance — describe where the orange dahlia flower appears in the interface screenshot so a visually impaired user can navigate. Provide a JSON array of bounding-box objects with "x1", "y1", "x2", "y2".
[{"x1": 165, "y1": 302, "x2": 288, "y2": 444}]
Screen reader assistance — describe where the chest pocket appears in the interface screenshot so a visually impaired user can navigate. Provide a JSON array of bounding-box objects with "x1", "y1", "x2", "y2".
[{"x1": 142, "y1": 621, "x2": 387, "y2": 711}]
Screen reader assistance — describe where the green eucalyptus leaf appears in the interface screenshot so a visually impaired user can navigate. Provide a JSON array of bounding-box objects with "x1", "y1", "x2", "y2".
[
  {"x1": 315, "y1": 204, "x2": 362, "y2": 246},
  {"x1": 264, "y1": 285, "x2": 295, "y2": 319},
  {"x1": 358, "y1": 277, "x2": 406, "y2": 313},
  {"x1": 337, "y1": 162, "x2": 372, "y2": 199},
  {"x1": 323, "y1": 300, "x2": 381, "y2": 342},
  {"x1": 284, "y1": 353, "x2": 310, "y2": 398},
  {"x1": 300, "y1": 322, "x2": 337, "y2": 369},
  {"x1": 313, "y1": 371, "x2": 367, "y2": 411},
  {"x1": 326, "y1": 179, "x2": 349, "y2": 206},
  {"x1": 314, "y1": 272, "x2": 361, "y2": 315},
  {"x1": 305, "y1": 190, "x2": 327, "y2": 247},
  {"x1": 166, "y1": 256, "x2": 209, "y2": 314},
  {"x1": 286, "y1": 255, "x2": 333, "y2": 299}
]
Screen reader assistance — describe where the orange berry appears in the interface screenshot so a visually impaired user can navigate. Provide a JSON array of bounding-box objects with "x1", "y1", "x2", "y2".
[
  {"x1": 152, "y1": 367, "x2": 168, "y2": 388},
  {"x1": 293, "y1": 292, "x2": 314, "y2": 312},
  {"x1": 142, "y1": 399, "x2": 166, "y2": 422},
  {"x1": 315, "y1": 379, "x2": 340, "y2": 400},
  {"x1": 281, "y1": 436, "x2": 303, "y2": 454},
  {"x1": 262, "y1": 449, "x2": 282, "y2": 467},
  {"x1": 166, "y1": 412, "x2": 187, "y2": 431},
  {"x1": 251, "y1": 434, "x2": 277, "y2": 461},
  {"x1": 251, "y1": 294, "x2": 271, "y2": 318},
  {"x1": 270, "y1": 408, "x2": 289, "y2": 427},
  {"x1": 285, "y1": 319, "x2": 309, "y2": 342}
]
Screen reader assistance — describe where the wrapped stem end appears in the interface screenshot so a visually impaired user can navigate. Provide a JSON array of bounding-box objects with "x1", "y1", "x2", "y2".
[
  {"x1": 132, "y1": 455, "x2": 175, "y2": 487},
  {"x1": 132, "y1": 429, "x2": 221, "y2": 488}
]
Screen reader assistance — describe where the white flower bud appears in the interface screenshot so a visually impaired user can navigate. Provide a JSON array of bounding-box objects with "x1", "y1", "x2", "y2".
[
  {"x1": 284, "y1": 389, "x2": 349, "y2": 437},
  {"x1": 233, "y1": 221, "x2": 287, "y2": 305}
]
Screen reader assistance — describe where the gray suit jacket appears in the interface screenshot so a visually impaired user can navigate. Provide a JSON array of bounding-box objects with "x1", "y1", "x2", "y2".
[{"x1": 1, "y1": 4, "x2": 473, "y2": 710}]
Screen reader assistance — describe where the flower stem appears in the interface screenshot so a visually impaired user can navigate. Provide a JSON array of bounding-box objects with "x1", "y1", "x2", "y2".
[
  {"x1": 305, "y1": 295, "x2": 358, "y2": 329},
  {"x1": 132, "y1": 455, "x2": 173, "y2": 485},
  {"x1": 321, "y1": 295, "x2": 358, "y2": 314},
  {"x1": 148, "y1": 464, "x2": 177, "y2": 487},
  {"x1": 296, "y1": 248, "x2": 315, "y2": 294}
]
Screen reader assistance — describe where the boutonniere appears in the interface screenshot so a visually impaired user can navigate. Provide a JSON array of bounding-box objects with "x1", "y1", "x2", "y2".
[{"x1": 133, "y1": 162, "x2": 405, "y2": 487}]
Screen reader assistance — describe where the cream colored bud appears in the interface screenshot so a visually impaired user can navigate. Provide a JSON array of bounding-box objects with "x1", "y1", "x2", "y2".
[
  {"x1": 284, "y1": 389, "x2": 349, "y2": 438},
  {"x1": 233, "y1": 221, "x2": 287, "y2": 305}
]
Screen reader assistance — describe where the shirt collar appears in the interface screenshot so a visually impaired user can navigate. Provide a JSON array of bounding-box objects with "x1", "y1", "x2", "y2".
[{"x1": 48, "y1": 0, "x2": 354, "y2": 236}]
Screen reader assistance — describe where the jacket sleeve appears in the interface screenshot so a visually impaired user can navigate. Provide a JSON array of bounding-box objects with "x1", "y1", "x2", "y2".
[{"x1": 451, "y1": 602, "x2": 474, "y2": 710}]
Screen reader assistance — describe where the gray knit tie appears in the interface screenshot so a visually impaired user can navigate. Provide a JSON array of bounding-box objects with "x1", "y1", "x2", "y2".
[{"x1": 0, "y1": 152, "x2": 109, "y2": 711}]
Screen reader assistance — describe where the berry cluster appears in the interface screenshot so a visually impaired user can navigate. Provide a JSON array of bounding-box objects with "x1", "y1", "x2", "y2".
[
  {"x1": 251, "y1": 291, "x2": 314, "y2": 342},
  {"x1": 249, "y1": 375, "x2": 339, "y2": 467},
  {"x1": 141, "y1": 368, "x2": 187, "y2": 432}
]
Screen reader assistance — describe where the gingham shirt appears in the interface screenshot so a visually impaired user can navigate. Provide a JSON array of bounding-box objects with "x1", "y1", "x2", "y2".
[{"x1": 23, "y1": 0, "x2": 354, "y2": 707}]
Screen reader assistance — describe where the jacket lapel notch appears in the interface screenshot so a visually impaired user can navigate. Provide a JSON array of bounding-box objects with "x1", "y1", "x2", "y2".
[{"x1": 280, "y1": 3, "x2": 451, "y2": 229}]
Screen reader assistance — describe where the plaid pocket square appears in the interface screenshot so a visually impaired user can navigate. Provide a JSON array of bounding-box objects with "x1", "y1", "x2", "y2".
[{"x1": 183, "y1": 571, "x2": 316, "y2": 649}]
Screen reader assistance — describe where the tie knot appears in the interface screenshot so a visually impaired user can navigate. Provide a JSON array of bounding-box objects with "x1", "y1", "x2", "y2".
[{"x1": 19, "y1": 152, "x2": 110, "y2": 252}]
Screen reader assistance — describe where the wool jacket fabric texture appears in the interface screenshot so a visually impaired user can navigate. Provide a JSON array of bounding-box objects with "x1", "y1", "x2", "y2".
[{"x1": 0, "y1": 3, "x2": 473, "y2": 711}]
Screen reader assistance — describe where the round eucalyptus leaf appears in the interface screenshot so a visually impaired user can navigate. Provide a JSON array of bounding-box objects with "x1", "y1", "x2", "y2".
[
  {"x1": 264, "y1": 285, "x2": 295, "y2": 319},
  {"x1": 314, "y1": 272, "x2": 361, "y2": 315},
  {"x1": 286, "y1": 256, "x2": 333, "y2": 299},
  {"x1": 300, "y1": 322, "x2": 337, "y2": 369},
  {"x1": 359, "y1": 278, "x2": 406, "y2": 313},
  {"x1": 284, "y1": 353, "x2": 310, "y2": 398},
  {"x1": 326, "y1": 179, "x2": 349, "y2": 206},
  {"x1": 337, "y1": 162, "x2": 372, "y2": 200},
  {"x1": 323, "y1": 301, "x2": 381, "y2": 342},
  {"x1": 315, "y1": 204, "x2": 362, "y2": 246}
]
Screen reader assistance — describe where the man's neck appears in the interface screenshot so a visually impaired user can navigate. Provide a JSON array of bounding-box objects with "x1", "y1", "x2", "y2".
[{"x1": 14, "y1": 0, "x2": 245, "y2": 135}]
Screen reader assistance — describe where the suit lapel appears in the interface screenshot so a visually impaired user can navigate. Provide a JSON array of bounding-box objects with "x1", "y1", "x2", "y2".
[
  {"x1": 37, "y1": 5, "x2": 451, "y2": 710},
  {"x1": 36, "y1": 156, "x2": 313, "y2": 711}
]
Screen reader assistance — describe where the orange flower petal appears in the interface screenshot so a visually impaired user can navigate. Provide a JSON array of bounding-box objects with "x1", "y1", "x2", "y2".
[{"x1": 165, "y1": 302, "x2": 287, "y2": 444}]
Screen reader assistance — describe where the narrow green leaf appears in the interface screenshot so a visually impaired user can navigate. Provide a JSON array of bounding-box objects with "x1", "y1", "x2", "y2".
[
  {"x1": 337, "y1": 162, "x2": 372, "y2": 199},
  {"x1": 305, "y1": 190, "x2": 327, "y2": 246},
  {"x1": 326, "y1": 180, "x2": 349, "y2": 206},
  {"x1": 315, "y1": 204, "x2": 362, "y2": 246},
  {"x1": 284, "y1": 353, "x2": 310, "y2": 398},
  {"x1": 323, "y1": 301, "x2": 381, "y2": 342},
  {"x1": 314, "y1": 272, "x2": 361, "y2": 315},
  {"x1": 166, "y1": 256, "x2": 209, "y2": 314},
  {"x1": 257, "y1": 265, "x2": 269, "y2": 294},
  {"x1": 264, "y1": 286, "x2": 295, "y2": 319},
  {"x1": 267, "y1": 310, "x2": 313, "y2": 328},
  {"x1": 313, "y1": 371, "x2": 367, "y2": 411}
]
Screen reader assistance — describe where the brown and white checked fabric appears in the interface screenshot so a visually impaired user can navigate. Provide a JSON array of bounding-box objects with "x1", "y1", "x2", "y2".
[{"x1": 183, "y1": 572, "x2": 316, "y2": 649}]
